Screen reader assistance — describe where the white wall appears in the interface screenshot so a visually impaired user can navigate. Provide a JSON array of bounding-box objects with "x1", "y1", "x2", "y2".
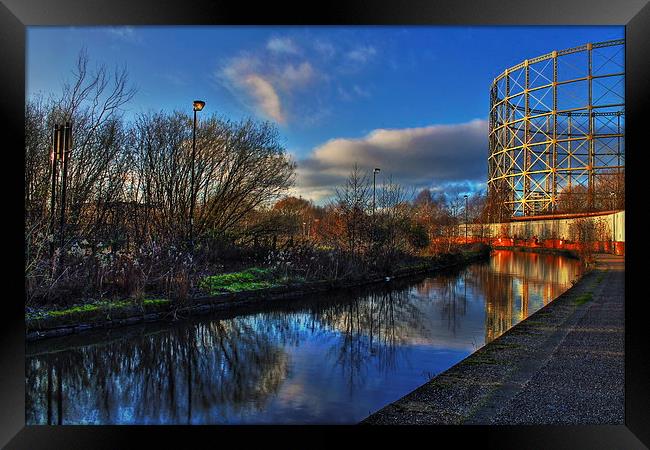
[{"x1": 459, "y1": 211, "x2": 625, "y2": 242}]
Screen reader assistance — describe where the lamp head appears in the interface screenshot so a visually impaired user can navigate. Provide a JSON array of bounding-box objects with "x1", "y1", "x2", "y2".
[
  {"x1": 374, "y1": 168, "x2": 381, "y2": 173},
  {"x1": 193, "y1": 100, "x2": 206, "y2": 111}
]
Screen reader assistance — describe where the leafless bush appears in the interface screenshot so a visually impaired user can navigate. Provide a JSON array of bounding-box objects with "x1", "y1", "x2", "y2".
[{"x1": 569, "y1": 217, "x2": 609, "y2": 265}]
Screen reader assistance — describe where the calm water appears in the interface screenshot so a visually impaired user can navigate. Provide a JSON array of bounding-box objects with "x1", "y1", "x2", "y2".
[{"x1": 26, "y1": 250, "x2": 582, "y2": 424}]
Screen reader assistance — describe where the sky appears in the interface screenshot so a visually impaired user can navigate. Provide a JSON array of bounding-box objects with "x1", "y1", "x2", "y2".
[{"x1": 27, "y1": 26, "x2": 624, "y2": 204}]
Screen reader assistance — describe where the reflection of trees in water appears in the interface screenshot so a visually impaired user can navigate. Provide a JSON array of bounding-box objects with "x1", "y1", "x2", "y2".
[
  {"x1": 312, "y1": 288, "x2": 424, "y2": 390},
  {"x1": 26, "y1": 251, "x2": 583, "y2": 424},
  {"x1": 415, "y1": 272, "x2": 469, "y2": 337},
  {"x1": 26, "y1": 318, "x2": 290, "y2": 424}
]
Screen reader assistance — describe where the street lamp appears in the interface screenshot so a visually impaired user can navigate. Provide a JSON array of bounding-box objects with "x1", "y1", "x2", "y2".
[
  {"x1": 190, "y1": 100, "x2": 205, "y2": 250},
  {"x1": 464, "y1": 194, "x2": 469, "y2": 244},
  {"x1": 373, "y1": 168, "x2": 380, "y2": 214}
]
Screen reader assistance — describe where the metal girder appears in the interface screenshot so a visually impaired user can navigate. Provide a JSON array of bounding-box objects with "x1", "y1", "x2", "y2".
[{"x1": 488, "y1": 39, "x2": 624, "y2": 218}]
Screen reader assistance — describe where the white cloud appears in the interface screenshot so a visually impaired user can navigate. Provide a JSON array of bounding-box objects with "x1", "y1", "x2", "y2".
[
  {"x1": 346, "y1": 45, "x2": 377, "y2": 63},
  {"x1": 295, "y1": 119, "x2": 488, "y2": 202},
  {"x1": 352, "y1": 85, "x2": 370, "y2": 98},
  {"x1": 337, "y1": 84, "x2": 371, "y2": 102},
  {"x1": 243, "y1": 74, "x2": 285, "y2": 124},
  {"x1": 220, "y1": 54, "x2": 260, "y2": 81},
  {"x1": 105, "y1": 27, "x2": 142, "y2": 44},
  {"x1": 217, "y1": 36, "x2": 380, "y2": 126},
  {"x1": 337, "y1": 86, "x2": 352, "y2": 101},
  {"x1": 280, "y1": 62, "x2": 315, "y2": 87},
  {"x1": 267, "y1": 37, "x2": 300, "y2": 55},
  {"x1": 219, "y1": 55, "x2": 285, "y2": 124},
  {"x1": 314, "y1": 40, "x2": 336, "y2": 59}
]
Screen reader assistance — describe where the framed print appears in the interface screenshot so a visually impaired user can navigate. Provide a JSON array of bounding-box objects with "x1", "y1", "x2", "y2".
[{"x1": 2, "y1": 0, "x2": 649, "y2": 447}]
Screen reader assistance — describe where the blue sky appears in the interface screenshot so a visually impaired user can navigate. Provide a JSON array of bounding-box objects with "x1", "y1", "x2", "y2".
[{"x1": 27, "y1": 26, "x2": 624, "y2": 203}]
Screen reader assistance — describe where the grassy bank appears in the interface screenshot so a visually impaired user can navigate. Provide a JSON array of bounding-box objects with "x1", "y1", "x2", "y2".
[{"x1": 26, "y1": 244, "x2": 491, "y2": 341}]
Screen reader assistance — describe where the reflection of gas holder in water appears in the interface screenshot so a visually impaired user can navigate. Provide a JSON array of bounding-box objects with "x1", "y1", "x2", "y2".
[
  {"x1": 481, "y1": 251, "x2": 582, "y2": 343},
  {"x1": 490, "y1": 249, "x2": 580, "y2": 286}
]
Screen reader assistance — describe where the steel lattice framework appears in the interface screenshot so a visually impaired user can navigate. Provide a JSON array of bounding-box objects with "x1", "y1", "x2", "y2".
[{"x1": 488, "y1": 39, "x2": 625, "y2": 217}]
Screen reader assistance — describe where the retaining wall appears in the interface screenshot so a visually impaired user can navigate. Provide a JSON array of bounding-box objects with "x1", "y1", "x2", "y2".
[{"x1": 455, "y1": 210, "x2": 625, "y2": 255}]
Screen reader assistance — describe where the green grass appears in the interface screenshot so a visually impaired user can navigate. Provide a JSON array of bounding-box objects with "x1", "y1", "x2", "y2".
[
  {"x1": 142, "y1": 298, "x2": 170, "y2": 306},
  {"x1": 575, "y1": 292, "x2": 593, "y2": 305},
  {"x1": 199, "y1": 267, "x2": 281, "y2": 295},
  {"x1": 47, "y1": 303, "x2": 100, "y2": 317},
  {"x1": 26, "y1": 297, "x2": 171, "y2": 322}
]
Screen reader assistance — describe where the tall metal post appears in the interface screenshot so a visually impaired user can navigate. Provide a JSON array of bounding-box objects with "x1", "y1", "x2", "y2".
[
  {"x1": 524, "y1": 59, "x2": 530, "y2": 216},
  {"x1": 566, "y1": 111, "x2": 574, "y2": 198},
  {"x1": 613, "y1": 211, "x2": 616, "y2": 254},
  {"x1": 49, "y1": 125, "x2": 59, "y2": 258},
  {"x1": 587, "y1": 43, "x2": 595, "y2": 210},
  {"x1": 505, "y1": 69, "x2": 512, "y2": 218},
  {"x1": 373, "y1": 171, "x2": 376, "y2": 214},
  {"x1": 372, "y1": 168, "x2": 380, "y2": 214},
  {"x1": 552, "y1": 51, "x2": 558, "y2": 212},
  {"x1": 190, "y1": 108, "x2": 197, "y2": 250},
  {"x1": 611, "y1": 192, "x2": 616, "y2": 254},
  {"x1": 59, "y1": 122, "x2": 71, "y2": 254},
  {"x1": 189, "y1": 100, "x2": 205, "y2": 251}
]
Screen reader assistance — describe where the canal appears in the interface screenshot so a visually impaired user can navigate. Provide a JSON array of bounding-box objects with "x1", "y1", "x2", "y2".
[{"x1": 25, "y1": 250, "x2": 582, "y2": 425}]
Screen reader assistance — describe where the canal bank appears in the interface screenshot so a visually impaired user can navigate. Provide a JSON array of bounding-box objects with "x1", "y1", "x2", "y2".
[
  {"x1": 362, "y1": 253, "x2": 624, "y2": 425},
  {"x1": 25, "y1": 249, "x2": 583, "y2": 424},
  {"x1": 26, "y1": 245, "x2": 490, "y2": 342}
]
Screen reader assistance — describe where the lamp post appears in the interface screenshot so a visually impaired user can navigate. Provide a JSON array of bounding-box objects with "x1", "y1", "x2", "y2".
[
  {"x1": 464, "y1": 194, "x2": 469, "y2": 244},
  {"x1": 373, "y1": 168, "x2": 380, "y2": 214},
  {"x1": 190, "y1": 100, "x2": 205, "y2": 250}
]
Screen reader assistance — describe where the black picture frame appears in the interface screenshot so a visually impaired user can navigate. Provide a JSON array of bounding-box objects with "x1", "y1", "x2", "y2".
[{"x1": 2, "y1": 0, "x2": 648, "y2": 447}]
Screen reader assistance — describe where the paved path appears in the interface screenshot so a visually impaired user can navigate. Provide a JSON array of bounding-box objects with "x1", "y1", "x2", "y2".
[{"x1": 363, "y1": 253, "x2": 624, "y2": 425}]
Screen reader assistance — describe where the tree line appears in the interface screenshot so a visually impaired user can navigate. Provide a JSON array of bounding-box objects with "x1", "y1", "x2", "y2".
[
  {"x1": 27, "y1": 51, "x2": 618, "y2": 307},
  {"x1": 25, "y1": 52, "x2": 294, "y2": 305}
]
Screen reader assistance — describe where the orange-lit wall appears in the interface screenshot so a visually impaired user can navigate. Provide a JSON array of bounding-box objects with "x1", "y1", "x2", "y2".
[{"x1": 454, "y1": 210, "x2": 625, "y2": 255}]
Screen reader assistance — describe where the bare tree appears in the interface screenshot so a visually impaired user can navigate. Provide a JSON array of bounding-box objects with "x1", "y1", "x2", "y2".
[
  {"x1": 56, "y1": 49, "x2": 137, "y2": 238},
  {"x1": 129, "y1": 112, "x2": 295, "y2": 245},
  {"x1": 333, "y1": 164, "x2": 371, "y2": 256},
  {"x1": 375, "y1": 175, "x2": 413, "y2": 256},
  {"x1": 196, "y1": 118, "x2": 295, "y2": 239}
]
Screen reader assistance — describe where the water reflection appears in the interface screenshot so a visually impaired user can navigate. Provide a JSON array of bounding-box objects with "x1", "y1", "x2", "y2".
[{"x1": 26, "y1": 250, "x2": 582, "y2": 424}]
